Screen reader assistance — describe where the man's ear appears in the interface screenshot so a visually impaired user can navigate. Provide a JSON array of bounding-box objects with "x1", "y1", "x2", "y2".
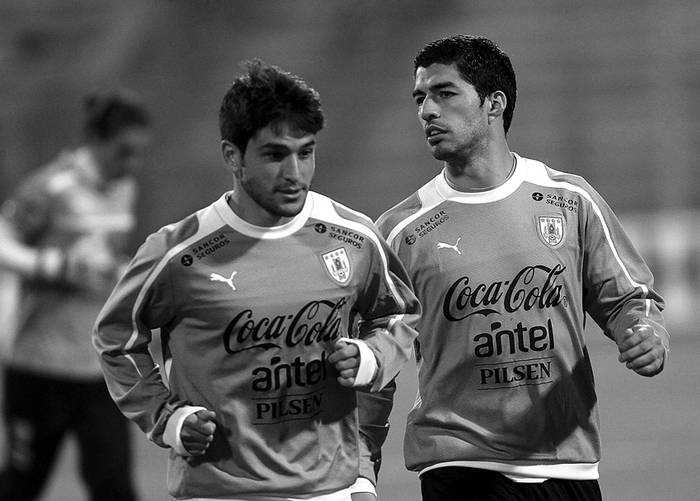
[
  {"x1": 486, "y1": 91, "x2": 507, "y2": 123},
  {"x1": 221, "y1": 140, "x2": 242, "y2": 172}
]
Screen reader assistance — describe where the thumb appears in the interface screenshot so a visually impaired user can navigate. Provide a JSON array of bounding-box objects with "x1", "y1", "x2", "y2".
[
  {"x1": 195, "y1": 409, "x2": 217, "y2": 422},
  {"x1": 334, "y1": 337, "x2": 350, "y2": 350}
]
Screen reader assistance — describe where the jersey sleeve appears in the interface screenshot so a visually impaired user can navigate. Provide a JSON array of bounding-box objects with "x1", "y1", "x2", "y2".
[
  {"x1": 355, "y1": 224, "x2": 421, "y2": 392},
  {"x1": 580, "y1": 181, "x2": 669, "y2": 349},
  {"x1": 93, "y1": 230, "x2": 186, "y2": 447},
  {"x1": 357, "y1": 379, "x2": 396, "y2": 483}
]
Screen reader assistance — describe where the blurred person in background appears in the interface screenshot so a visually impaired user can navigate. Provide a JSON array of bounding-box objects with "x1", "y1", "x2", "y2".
[
  {"x1": 93, "y1": 60, "x2": 420, "y2": 501},
  {"x1": 0, "y1": 90, "x2": 151, "y2": 501},
  {"x1": 376, "y1": 35, "x2": 669, "y2": 500}
]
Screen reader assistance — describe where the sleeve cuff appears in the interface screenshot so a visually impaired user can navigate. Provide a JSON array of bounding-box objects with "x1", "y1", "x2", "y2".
[
  {"x1": 341, "y1": 338, "x2": 378, "y2": 387},
  {"x1": 163, "y1": 405, "x2": 206, "y2": 456},
  {"x1": 348, "y1": 476, "x2": 377, "y2": 494}
]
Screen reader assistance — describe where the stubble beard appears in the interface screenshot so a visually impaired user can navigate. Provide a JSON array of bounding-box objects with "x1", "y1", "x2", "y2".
[
  {"x1": 244, "y1": 181, "x2": 307, "y2": 220},
  {"x1": 432, "y1": 131, "x2": 487, "y2": 166}
]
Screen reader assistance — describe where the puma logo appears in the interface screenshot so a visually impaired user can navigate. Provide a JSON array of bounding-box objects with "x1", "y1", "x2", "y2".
[
  {"x1": 210, "y1": 271, "x2": 237, "y2": 291},
  {"x1": 437, "y1": 237, "x2": 462, "y2": 255}
]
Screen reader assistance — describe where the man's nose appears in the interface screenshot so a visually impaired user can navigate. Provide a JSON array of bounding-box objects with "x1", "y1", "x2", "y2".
[
  {"x1": 420, "y1": 97, "x2": 440, "y2": 121},
  {"x1": 282, "y1": 154, "x2": 302, "y2": 179}
]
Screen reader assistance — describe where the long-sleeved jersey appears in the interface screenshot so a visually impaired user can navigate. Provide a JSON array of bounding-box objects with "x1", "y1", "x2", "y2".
[
  {"x1": 376, "y1": 153, "x2": 669, "y2": 481},
  {"x1": 1, "y1": 147, "x2": 136, "y2": 379},
  {"x1": 93, "y1": 190, "x2": 420, "y2": 499}
]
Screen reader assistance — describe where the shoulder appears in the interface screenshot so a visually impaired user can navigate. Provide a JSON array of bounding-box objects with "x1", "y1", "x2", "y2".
[
  {"x1": 518, "y1": 154, "x2": 591, "y2": 188},
  {"x1": 147, "y1": 213, "x2": 200, "y2": 249},
  {"x1": 517, "y1": 154, "x2": 603, "y2": 201},
  {"x1": 375, "y1": 175, "x2": 442, "y2": 244},
  {"x1": 375, "y1": 192, "x2": 423, "y2": 237},
  {"x1": 139, "y1": 200, "x2": 224, "y2": 262},
  {"x1": 307, "y1": 191, "x2": 391, "y2": 252},
  {"x1": 310, "y1": 192, "x2": 373, "y2": 225},
  {"x1": 308, "y1": 191, "x2": 377, "y2": 231}
]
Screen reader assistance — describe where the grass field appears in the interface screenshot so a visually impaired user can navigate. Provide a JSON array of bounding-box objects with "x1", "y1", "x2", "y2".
[{"x1": 33, "y1": 332, "x2": 699, "y2": 501}]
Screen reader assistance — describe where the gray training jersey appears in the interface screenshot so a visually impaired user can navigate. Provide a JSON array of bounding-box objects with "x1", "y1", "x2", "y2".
[
  {"x1": 376, "y1": 153, "x2": 668, "y2": 480},
  {"x1": 94, "y1": 191, "x2": 420, "y2": 498}
]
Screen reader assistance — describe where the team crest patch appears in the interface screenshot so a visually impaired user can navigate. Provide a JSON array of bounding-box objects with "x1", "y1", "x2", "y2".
[
  {"x1": 321, "y1": 248, "x2": 351, "y2": 285},
  {"x1": 537, "y1": 216, "x2": 565, "y2": 247}
]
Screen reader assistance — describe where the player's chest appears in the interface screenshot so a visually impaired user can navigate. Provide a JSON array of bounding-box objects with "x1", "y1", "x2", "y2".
[
  {"x1": 172, "y1": 235, "x2": 368, "y2": 314},
  {"x1": 397, "y1": 207, "x2": 579, "y2": 323},
  {"x1": 406, "y1": 202, "x2": 580, "y2": 275}
]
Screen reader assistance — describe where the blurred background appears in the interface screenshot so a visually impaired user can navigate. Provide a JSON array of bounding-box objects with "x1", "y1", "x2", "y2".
[{"x1": 0, "y1": 0, "x2": 698, "y2": 500}]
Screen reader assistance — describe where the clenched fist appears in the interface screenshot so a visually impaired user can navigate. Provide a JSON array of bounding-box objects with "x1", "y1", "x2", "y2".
[
  {"x1": 616, "y1": 323, "x2": 668, "y2": 377},
  {"x1": 181, "y1": 409, "x2": 217, "y2": 456},
  {"x1": 328, "y1": 339, "x2": 361, "y2": 387}
]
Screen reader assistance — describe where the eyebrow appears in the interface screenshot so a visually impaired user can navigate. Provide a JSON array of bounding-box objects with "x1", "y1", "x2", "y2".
[
  {"x1": 412, "y1": 81, "x2": 457, "y2": 98},
  {"x1": 259, "y1": 138, "x2": 317, "y2": 151}
]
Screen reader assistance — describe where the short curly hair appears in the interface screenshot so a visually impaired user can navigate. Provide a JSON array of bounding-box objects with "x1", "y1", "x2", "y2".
[
  {"x1": 219, "y1": 59, "x2": 325, "y2": 154},
  {"x1": 414, "y1": 35, "x2": 517, "y2": 134}
]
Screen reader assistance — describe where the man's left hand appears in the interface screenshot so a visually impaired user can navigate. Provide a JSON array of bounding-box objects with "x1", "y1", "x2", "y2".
[{"x1": 617, "y1": 323, "x2": 667, "y2": 376}]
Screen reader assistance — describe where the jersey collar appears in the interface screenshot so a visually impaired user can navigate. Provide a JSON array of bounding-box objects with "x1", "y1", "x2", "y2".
[
  {"x1": 434, "y1": 152, "x2": 525, "y2": 203},
  {"x1": 213, "y1": 191, "x2": 314, "y2": 239}
]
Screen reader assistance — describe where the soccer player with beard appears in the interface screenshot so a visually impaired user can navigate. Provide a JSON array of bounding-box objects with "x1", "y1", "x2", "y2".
[
  {"x1": 93, "y1": 60, "x2": 420, "y2": 501},
  {"x1": 376, "y1": 35, "x2": 669, "y2": 500}
]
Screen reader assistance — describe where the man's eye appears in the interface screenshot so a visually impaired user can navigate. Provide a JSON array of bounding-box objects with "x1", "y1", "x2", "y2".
[
  {"x1": 438, "y1": 91, "x2": 455, "y2": 99},
  {"x1": 265, "y1": 152, "x2": 285, "y2": 161},
  {"x1": 299, "y1": 149, "x2": 314, "y2": 159},
  {"x1": 414, "y1": 96, "x2": 425, "y2": 106}
]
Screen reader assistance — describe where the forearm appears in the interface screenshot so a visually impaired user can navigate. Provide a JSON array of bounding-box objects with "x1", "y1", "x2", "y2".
[
  {"x1": 595, "y1": 290, "x2": 667, "y2": 346},
  {"x1": 96, "y1": 327, "x2": 176, "y2": 445},
  {"x1": 357, "y1": 380, "x2": 396, "y2": 481},
  {"x1": 93, "y1": 255, "x2": 177, "y2": 445},
  {"x1": 360, "y1": 320, "x2": 417, "y2": 391}
]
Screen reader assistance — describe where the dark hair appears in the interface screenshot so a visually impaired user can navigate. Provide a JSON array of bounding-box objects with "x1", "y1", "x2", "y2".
[
  {"x1": 414, "y1": 35, "x2": 517, "y2": 133},
  {"x1": 219, "y1": 59, "x2": 325, "y2": 154},
  {"x1": 83, "y1": 90, "x2": 150, "y2": 140}
]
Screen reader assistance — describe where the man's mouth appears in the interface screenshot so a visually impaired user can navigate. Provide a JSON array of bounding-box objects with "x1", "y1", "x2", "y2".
[
  {"x1": 426, "y1": 126, "x2": 446, "y2": 145},
  {"x1": 277, "y1": 186, "x2": 305, "y2": 196}
]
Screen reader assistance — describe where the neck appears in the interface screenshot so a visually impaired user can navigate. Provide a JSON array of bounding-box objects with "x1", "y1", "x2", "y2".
[
  {"x1": 227, "y1": 190, "x2": 293, "y2": 228},
  {"x1": 444, "y1": 144, "x2": 514, "y2": 192}
]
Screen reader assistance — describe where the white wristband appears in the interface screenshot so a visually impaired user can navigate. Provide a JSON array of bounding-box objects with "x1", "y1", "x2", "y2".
[
  {"x1": 163, "y1": 405, "x2": 207, "y2": 456},
  {"x1": 349, "y1": 476, "x2": 377, "y2": 495}
]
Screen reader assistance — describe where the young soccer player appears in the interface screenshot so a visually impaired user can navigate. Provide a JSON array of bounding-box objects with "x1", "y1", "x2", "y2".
[
  {"x1": 93, "y1": 60, "x2": 420, "y2": 500},
  {"x1": 377, "y1": 35, "x2": 669, "y2": 500}
]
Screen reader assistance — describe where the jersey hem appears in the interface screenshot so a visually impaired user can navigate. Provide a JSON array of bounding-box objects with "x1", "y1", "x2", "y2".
[
  {"x1": 177, "y1": 476, "x2": 374, "y2": 500},
  {"x1": 418, "y1": 460, "x2": 600, "y2": 481}
]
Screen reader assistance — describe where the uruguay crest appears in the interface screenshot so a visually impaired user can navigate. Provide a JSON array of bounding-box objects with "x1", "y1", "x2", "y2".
[
  {"x1": 321, "y1": 248, "x2": 351, "y2": 285},
  {"x1": 537, "y1": 216, "x2": 564, "y2": 247}
]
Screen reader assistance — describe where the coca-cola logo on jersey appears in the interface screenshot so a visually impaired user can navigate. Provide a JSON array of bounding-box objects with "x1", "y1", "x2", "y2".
[
  {"x1": 443, "y1": 264, "x2": 566, "y2": 321},
  {"x1": 222, "y1": 298, "x2": 347, "y2": 355}
]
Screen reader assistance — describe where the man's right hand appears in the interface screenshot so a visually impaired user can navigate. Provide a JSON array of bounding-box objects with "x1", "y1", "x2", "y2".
[{"x1": 181, "y1": 409, "x2": 217, "y2": 456}]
